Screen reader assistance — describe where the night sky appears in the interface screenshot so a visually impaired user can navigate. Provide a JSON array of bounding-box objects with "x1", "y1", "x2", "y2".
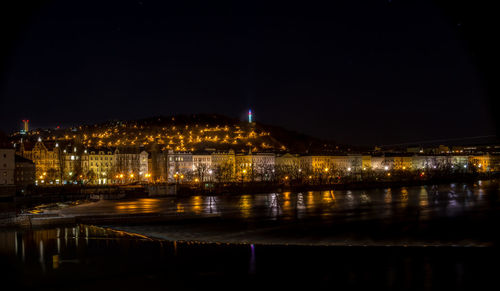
[{"x1": 0, "y1": 0, "x2": 497, "y2": 145}]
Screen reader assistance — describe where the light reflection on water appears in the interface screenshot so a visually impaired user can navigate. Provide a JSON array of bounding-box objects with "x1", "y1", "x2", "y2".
[
  {"x1": 115, "y1": 198, "x2": 162, "y2": 213},
  {"x1": 384, "y1": 188, "x2": 392, "y2": 204},
  {"x1": 239, "y1": 195, "x2": 252, "y2": 218},
  {"x1": 47, "y1": 181, "x2": 497, "y2": 222},
  {"x1": 190, "y1": 196, "x2": 202, "y2": 214},
  {"x1": 400, "y1": 188, "x2": 409, "y2": 208},
  {"x1": 281, "y1": 192, "x2": 293, "y2": 218},
  {"x1": 419, "y1": 187, "x2": 429, "y2": 207},
  {"x1": 360, "y1": 192, "x2": 370, "y2": 204},
  {"x1": 0, "y1": 181, "x2": 498, "y2": 290},
  {"x1": 345, "y1": 190, "x2": 355, "y2": 208}
]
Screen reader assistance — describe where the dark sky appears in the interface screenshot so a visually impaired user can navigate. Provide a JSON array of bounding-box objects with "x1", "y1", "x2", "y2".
[{"x1": 0, "y1": 0, "x2": 497, "y2": 145}]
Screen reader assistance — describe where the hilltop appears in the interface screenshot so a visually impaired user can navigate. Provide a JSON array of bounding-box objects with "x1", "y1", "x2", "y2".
[{"x1": 12, "y1": 114, "x2": 343, "y2": 154}]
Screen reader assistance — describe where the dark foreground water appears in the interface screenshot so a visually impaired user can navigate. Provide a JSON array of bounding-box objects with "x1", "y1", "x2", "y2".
[
  {"x1": 0, "y1": 225, "x2": 499, "y2": 291},
  {"x1": 1, "y1": 181, "x2": 500, "y2": 290}
]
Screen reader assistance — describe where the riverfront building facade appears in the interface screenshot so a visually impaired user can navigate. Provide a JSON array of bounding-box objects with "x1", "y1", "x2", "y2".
[{"x1": 12, "y1": 140, "x2": 500, "y2": 185}]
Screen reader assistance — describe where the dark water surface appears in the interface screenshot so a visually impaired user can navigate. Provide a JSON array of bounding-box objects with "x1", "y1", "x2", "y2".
[
  {"x1": 1, "y1": 181, "x2": 500, "y2": 290},
  {"x1": 0, "y1": 225, "x2": 499, "y2": 291},
  {"x1": 47, "y1": 180, "x2": 500, "y2": 246}
]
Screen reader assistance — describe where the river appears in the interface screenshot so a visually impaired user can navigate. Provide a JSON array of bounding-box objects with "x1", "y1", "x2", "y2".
[{"x1": 1, "y1": 181, "x2": 500, "y2": 290}]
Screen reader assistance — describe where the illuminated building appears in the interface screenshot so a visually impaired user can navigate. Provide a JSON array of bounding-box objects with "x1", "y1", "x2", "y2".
[
  {"x1": 81, "y1": 148, "x2": 115, "y2": 185},
  {"x1": 451, "y1": 155, "x2": 469, "y2": 168},
  {"x1": 370, "y1": 156, "x2": 392, "y2": 171},
  {"x1": 392, "y1": 155, "x2": 413, "y2": 170},
  {"x1": 211, "y1": 149, "x2": 236, "y2": 182},
  {"x1": 139, "y1": 150, "x2": 149, "y2": 181},
  {"x1": 167, "y1": 150, "x2": 193, "y2": 182},
  {"x1": 18, "y1": 139, "x2": 63, "y2": 184},
  {"x1": 276, "y1": 153, "x2": 302, "y2": 179},
  {"x1": 114, "y1": 147, "x2": 144, "y2": 182},
  {"x1": 361, "y1": 155, "x2": 372, "y2": 169},
  {"x1": 276, "y1": 153, "x2": 301, "y2": 168},
  {"x1": 469, "y1": 155, "x2": 491, "y2": 172},
  {"x1": 300, "y1": 155, "x2": 364, "y2": 173},
  {"x1": 236, "y1": 152, "x2": 275, "y2": 181},
  {"x1": 192, "y1": 152, "x2": 213, "y2": 181},
  {"x1": 301, "y1": 155, "x2": 336, "y2": 173},
  {"x1": 490, "y1": 155, "x2": 500, "y2": 172},
  {"x1": 61, "y1": 144, "x2": 83, "y2": 184}
]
